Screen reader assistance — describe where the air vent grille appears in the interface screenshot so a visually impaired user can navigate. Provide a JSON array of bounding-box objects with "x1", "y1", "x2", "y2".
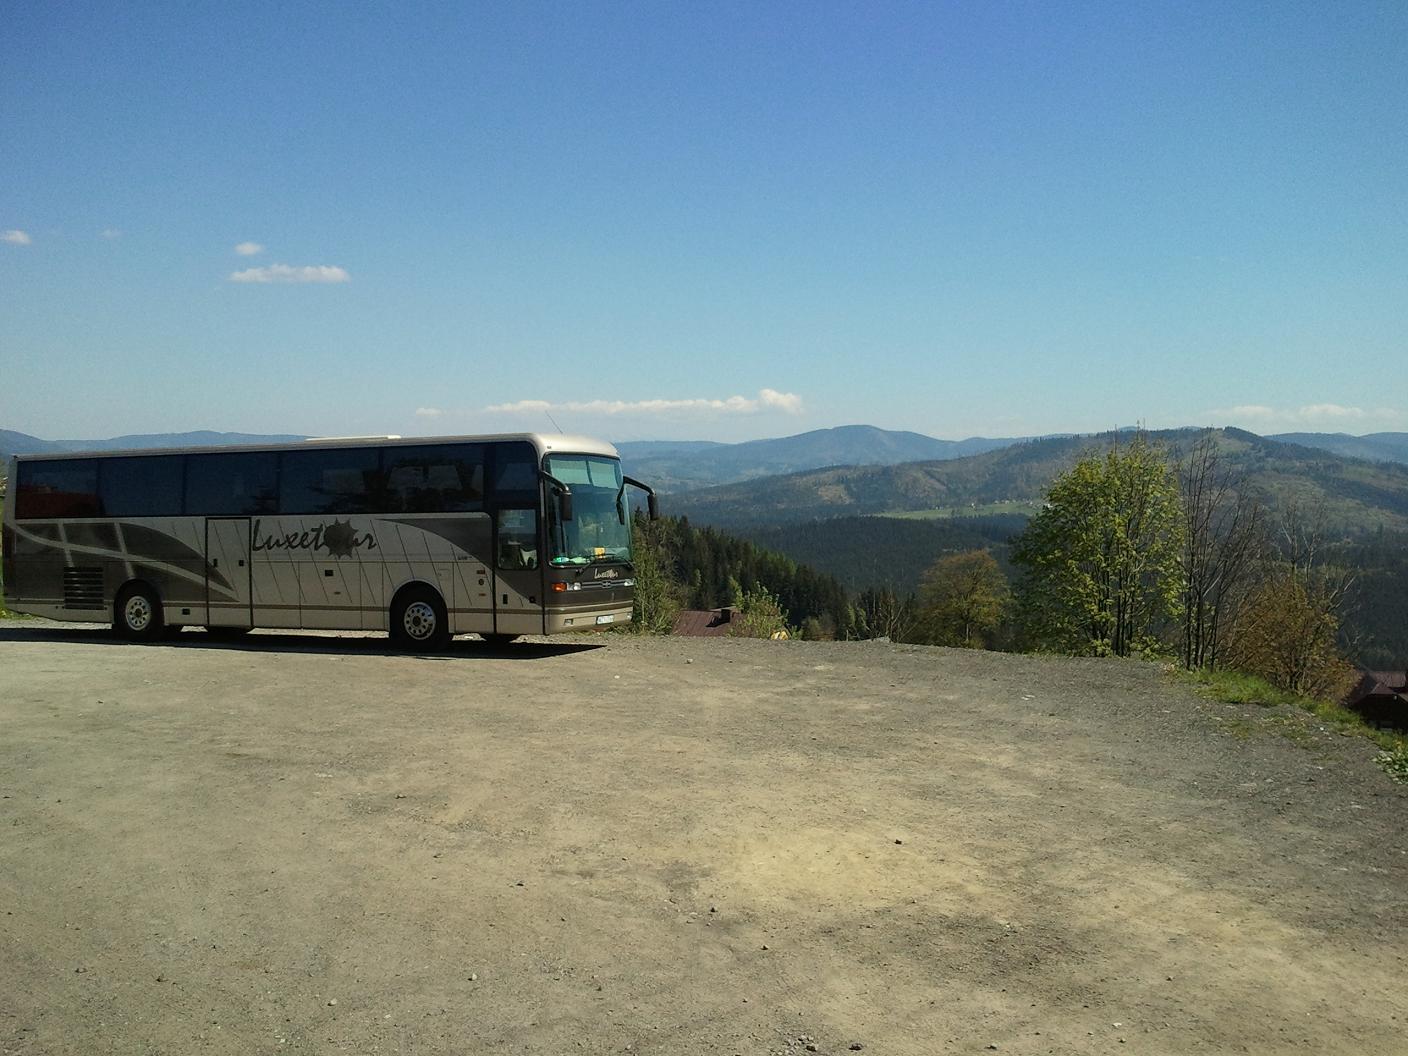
[{"x1": 63, "y1": 567, "x2": 105, "y2": 610}]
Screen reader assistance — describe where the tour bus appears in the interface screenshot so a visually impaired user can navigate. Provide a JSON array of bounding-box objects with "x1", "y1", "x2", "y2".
[{"x1": 2, "y1": 433, "x2": 657, "y2": 649}]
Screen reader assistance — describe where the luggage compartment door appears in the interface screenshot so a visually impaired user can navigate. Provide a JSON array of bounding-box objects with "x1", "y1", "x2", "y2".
[{"x1": 206, "y1": 518, "x2": 253, "y2": 627}]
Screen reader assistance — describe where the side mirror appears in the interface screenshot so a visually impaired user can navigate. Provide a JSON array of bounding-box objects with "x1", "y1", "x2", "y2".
[
  {"x1": 623, "y1": 475, "x2": 659, "y2": 522},
  {"x1": 539, "y1": 470, "x2": 573, "y2": 521}
]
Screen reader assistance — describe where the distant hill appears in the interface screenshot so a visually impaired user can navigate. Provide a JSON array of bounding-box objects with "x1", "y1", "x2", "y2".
[
  {"x1": 64, "y1": 430, "x2": 310, "y2": 451},
  {"x1": 618, "y1": 424, "x2": 1021, "y2": 491},
  {"x1": 614, "y1": 439, "x2": 726, "y2": 458},
  {"x1": 668, "y1": 428, "x2": 1408, "y2": 533},
  {"x1": 1269, "y1": 432, "x2": 1408, "y2": 466},
  {"x1": 1, "y1": 429, "x2": 309, "y2": 467},
  {"x1": 0, "y1": 430, "x2": 67, "y2": 464}
]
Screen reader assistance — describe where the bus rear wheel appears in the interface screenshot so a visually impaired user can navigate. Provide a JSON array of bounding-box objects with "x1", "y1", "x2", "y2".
[
  {"x1": 114, "y1": 584, "x2": 164, "y2": 642},
  {"x1": 391, "y1": 587, "x2": 450, "y2": 651}
]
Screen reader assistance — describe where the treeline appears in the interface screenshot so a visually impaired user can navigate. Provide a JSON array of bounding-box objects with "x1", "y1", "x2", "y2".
[
  {"x1": 906, "y1": 432, "x2": 1374, "y2": 700},
  {"x1": 1335, "y1": 528, "x2": 1408, "y2": 670},
  {"x1": 742, "y1": 515, "x2": 1023, "y2": 595},
  {"x1": 632, "y1": 514, "x2": 862, "y2": 638}
]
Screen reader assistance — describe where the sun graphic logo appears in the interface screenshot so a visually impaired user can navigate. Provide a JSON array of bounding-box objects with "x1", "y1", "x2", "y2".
[{"x1": 322, "y1": 520, "x2": 360, "y2": 558}]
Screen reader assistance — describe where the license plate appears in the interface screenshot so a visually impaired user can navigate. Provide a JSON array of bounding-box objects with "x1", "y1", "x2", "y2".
[{"x1": 596, "y1": 614, "x2": 615, "y2": 625}]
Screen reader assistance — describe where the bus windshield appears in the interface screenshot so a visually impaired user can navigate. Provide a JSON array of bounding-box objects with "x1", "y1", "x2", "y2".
[{"x1": 543, "y1": 454, "x2": 632, "y2": 566}]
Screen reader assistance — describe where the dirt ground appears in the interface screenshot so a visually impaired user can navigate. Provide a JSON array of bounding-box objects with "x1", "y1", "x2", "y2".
[{"x1": 1, "y1": 623, "x2": 1405, "y2": 1055}]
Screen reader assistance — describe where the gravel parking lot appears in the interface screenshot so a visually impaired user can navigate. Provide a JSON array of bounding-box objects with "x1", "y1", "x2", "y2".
[{"x1": 2, "y1": 622, "x2": 1405, "y2": 1055}]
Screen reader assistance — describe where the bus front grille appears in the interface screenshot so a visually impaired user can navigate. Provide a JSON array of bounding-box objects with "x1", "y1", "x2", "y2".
[{"x1": 63, "y1": 567, "x2": 106, "y2": 610}]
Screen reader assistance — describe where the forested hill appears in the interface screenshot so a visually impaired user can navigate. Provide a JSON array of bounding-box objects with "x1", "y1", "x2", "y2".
[
  {"x1": 1269, "y1": 432, "x2": 1408, "y2": 466},
  {"x1": 741, "y1": 515, "x2": 1022, "y2": 595},
  {"x1": 667, "y1": 428, "x2": 1408, "y2": 532}
]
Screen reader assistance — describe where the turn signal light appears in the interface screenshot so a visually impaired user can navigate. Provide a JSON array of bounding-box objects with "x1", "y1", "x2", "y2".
[{"x1": 551, "y1": 582, "x2": 568, "y2": 592}]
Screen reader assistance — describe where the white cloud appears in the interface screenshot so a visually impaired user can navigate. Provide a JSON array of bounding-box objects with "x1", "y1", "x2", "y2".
[
  {"x1": 228, "y1": 263, "x2": 350, "y2": 284},
  {"x1": 758, "y1": 388, "x2": 803, "y2": 414},
  {"x1": 1207, "y1": 403, "x2": 1402, "y2": 429},
  {"x1": 484, "y1": 389, "x2": 805, "y2": 418},
  {"x1": 414, "y1": 407, "x2": 445, "y2": 418},
  {"x1": 2, "y1": 229, "x2": 32, "y2": 245},
  {"x1": 100, "y1": 228, "x2": 122, "y2": 240},
  {"x1": 1222, "y1": 404, "x2": 1276, "y2": 420},
  {"x1": 234, "y1": 241, "x2": 264, "y2": 256},
  {"x1": 1298, "y1": 403, "x2": 1371, "y2": 422}
]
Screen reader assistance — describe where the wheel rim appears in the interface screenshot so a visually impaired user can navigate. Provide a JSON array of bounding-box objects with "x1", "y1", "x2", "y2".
[
  {"x1": 125, "y1": 595, "x2": 152, "y2": 632},
  {"x1": 402, "y1": 601, "x2": 437, "y2": 641}
]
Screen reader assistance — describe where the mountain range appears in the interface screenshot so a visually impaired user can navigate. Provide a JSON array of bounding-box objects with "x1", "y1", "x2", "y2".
[
  {"x1": 666, "y1": 428, "x2": 1408, "y2": 533},
  {"x1": 620, "y1": 425, "x2": 1408, "y2": 492},
  {"x1": 616, "y1": 425, "x2": 1021, "y2": 491}
]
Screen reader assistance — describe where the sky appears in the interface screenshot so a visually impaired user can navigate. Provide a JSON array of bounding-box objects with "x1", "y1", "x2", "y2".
[{"x1": 2, "y1": 1, "x2": 1405, "y2": 444}]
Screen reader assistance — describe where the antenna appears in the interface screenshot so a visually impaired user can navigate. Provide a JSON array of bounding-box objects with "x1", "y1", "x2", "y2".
[{"x1": 544, "y1": 408, "x2": 563, "y2": 433}]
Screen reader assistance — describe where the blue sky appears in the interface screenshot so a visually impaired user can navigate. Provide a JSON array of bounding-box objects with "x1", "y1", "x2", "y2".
[{"x1": 2, "y1": 1, "x2": 1404, "y2": 443}]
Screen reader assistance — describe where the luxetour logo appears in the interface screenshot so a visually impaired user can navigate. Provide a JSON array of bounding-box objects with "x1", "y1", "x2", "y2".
[{"x1": 252, "y1": 520, "x2": 378, "y2": 558}]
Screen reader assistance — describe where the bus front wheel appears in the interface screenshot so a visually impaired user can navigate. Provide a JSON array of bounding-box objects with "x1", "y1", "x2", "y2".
[
  {"x1": 114, "y1": 584, "x2": 164, "y2": 642},
  {"x1": 390, "y1": 586, "x2": 450, "y2": 651}
]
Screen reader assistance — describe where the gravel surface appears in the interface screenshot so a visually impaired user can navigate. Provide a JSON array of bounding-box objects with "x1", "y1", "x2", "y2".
[{"x1": 1, "y1": 622, "x2": 1405, "y2": 1055}]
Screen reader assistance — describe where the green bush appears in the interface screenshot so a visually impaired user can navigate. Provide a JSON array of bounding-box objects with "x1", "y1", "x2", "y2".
[
  {"x1": 728, "y1": 582, "x2": 791, "y2": 640},
  {"x1": 1377, "y1": 747, "x2": 1408, "y2": 783}
]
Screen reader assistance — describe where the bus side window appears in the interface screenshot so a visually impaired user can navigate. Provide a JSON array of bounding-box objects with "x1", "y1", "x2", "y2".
[
  {"x1": 279, "y1": 449, "x2": 382, "y2": 515},
  {"x1": 382, "y1": 444, "x2": 485, "y2": 513},
  {"x1": 99, "y1": 455, "x2": 185, "y2": 517},
  {"x1": 14, "y1": 459, "x2": 100, "y2": 519},
  {"x1": 496, "y1": 509, "x2": 538, "y2": 570},
  {"x1": 185, "y1": 451, "x2": 278, "y2": 516},
  {"x1": 491, "y1": 442, "x2": 539, "y2": 504}
]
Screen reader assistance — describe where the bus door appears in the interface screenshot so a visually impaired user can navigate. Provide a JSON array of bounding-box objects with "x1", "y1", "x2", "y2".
[
  {"x1": 492, "y1": 507, "x2": 544, "y2": 635},
  {"x1": 206, "y1": 518, "x2": 253, "y2": 627}
]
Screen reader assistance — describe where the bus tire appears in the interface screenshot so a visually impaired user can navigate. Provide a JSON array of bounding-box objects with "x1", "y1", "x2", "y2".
[
  {"x1": 390, "y1": 585, "x2": 450, "y2": 651},
  {"x1": 114, "y1": 583, "x2": 164, "y2": 642},
  {"x1": 482, "y1": 634, "x2": 519, "y2": 647}
]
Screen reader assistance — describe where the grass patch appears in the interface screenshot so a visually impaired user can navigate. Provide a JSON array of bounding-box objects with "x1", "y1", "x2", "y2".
[
  {"x1": 1215, "y1": 717, "x2": 1258, "y2": 741},
  {"x1": 1190, "y1": 668, "x2": 1303, "y2": 709},
  {"x1": 1377, "y1": 746, "x2": 1408, "y2": 783},
  {"x1": 1185, "y1": 667, "x2": 1408, "y2": 765}
]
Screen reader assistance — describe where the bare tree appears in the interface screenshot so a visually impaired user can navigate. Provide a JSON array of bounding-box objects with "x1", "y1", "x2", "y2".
[
  {"x1": 857, "y1": 586, "x2": 918, "y2": 642},
  {"x1": 1269, "y1": 495, "x2": 1361, "y2": 653},
  {"x1": 1177, "y1": 430, "x2": 1263, "y2": 669}
]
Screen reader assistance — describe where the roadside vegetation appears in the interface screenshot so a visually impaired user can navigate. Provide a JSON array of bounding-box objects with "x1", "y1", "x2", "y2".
[{"x1": 1186, "y1": 666, "x2": 1407, "y2": 782}]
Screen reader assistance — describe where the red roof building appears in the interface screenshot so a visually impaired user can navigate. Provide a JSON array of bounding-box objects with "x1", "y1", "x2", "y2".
[
  {"x1": 672, "y1": 607, "x2": 738, "y2": 637},
  {"x1": 1344, "y1": 670, "x2": 1408, "y2": 732}
]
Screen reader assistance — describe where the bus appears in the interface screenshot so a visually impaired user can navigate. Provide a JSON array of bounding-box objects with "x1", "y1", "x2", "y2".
[{"x1": 2, "y1": 432, "x2": 657, "y2": 649}]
